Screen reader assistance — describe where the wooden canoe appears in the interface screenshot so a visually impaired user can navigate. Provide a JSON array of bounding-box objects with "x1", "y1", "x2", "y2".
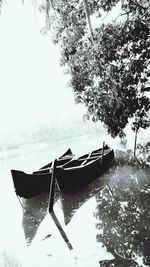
[
  {"x1": 56, "y1": 145, "x2": 114, "y2": 193},
  {"x1": 11, "y1": 149, "x2": 74, "y2": 199},
  {"x1": 33, "y1": 148, "x2": 74, "y2": 174}
]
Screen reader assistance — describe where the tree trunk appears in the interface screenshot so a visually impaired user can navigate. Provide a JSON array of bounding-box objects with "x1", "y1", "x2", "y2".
[
  {"x1": 82, "y1": 0, "x2": 94, "y2": 40},
  {"x1": 134, "y1": 128, "x2": 138, "y2": 158},
  {"x1": 45, "y1": 0, "x2": 51, "y2": 30}
]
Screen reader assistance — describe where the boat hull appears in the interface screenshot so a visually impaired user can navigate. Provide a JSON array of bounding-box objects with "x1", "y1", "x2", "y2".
[
  {"x1": 11, "y1": 149, "x2": 74, "y2": 198},
  {"x1": 11, "y1": 170, "x2": 51, "y2": 199},
  {"x1": 56, "y1": 149, "x2": 114, "y2": 192}
]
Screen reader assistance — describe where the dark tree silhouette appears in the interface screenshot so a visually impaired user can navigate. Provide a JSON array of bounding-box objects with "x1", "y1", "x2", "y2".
[{"x1": 41, "y1": 0, "x2": 150, "y2": 138}]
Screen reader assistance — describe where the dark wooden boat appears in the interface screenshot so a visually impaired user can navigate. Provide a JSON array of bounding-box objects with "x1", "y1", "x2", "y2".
[
  {"x1": 77, "y1": 144, "x2": 110, "y2": 159},
  {"x1": 11, "y1": 149, "x2": 74, "y2": 199},
  {"x1": 56, "y1": 145, "x2": 114, "y2": 193},
  {"x1": 33, "y1": 148, "x2": 74, "y2": 174}
]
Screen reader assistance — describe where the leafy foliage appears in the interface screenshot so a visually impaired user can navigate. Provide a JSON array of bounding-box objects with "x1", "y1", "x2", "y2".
[{"x1": 43, "y1": 0, "x2": 150, "y2": 138}]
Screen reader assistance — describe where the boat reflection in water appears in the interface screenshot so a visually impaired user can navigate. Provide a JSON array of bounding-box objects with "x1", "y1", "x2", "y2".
[
  {"x1": 60, "y1": 175, "x2": 108, "y2": 225},
  {"x1": 21, "y1": 192, "x2": 49, "y2": 245},
  {"x1": 21, "y1": 165, "x2": 112, "y2": 245}
]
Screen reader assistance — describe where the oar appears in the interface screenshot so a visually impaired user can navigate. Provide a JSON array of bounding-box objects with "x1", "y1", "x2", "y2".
[{"x1": 48, "y1": 160, "x2": 56, "y2": 211}]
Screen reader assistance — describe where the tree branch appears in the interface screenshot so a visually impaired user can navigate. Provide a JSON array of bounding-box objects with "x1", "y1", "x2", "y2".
[
  {"x1": 113, "y1": 11, "x2": 132, "y2": 22},
  {"x1": 82, "y1": 0, "x2": 94, "y2": 41},
  {"x1": 130, "y1": 0, "x2": 148, "y2": 11}
]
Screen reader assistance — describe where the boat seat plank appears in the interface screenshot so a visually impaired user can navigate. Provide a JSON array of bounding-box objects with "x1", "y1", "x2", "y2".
[{"x1": 80, "y1": 152, "x2": 93, "y2": 166}]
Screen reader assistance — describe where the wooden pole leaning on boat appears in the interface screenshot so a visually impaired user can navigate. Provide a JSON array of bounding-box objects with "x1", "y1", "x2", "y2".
[
  {"x1": 48, "y1": 160, "x2": 56, "y2": 211},
  {"x1": 101, "y1": 141, "x2": 105, "y2": 163},
  {"x1": 48, "y1": 159, "x2": 73, "y2": 250}
]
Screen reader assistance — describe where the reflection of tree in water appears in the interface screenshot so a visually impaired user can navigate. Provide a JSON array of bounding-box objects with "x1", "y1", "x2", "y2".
[
  {"x1": 95, "y1": 158, "x2": 150, "y2": 267},
  {"x1": 137, "y1": 142, "x2": 150, "y2": 167}
]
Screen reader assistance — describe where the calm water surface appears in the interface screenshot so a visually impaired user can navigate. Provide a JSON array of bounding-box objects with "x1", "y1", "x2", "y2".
[{"x1": 0, "y1": 125, "x2": 150, "y2": 267}]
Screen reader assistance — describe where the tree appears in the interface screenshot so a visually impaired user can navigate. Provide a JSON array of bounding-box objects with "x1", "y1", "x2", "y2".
[
  {"x1": 41, "y1": 0, "x2": 150, "y2": 138},
  {"x1": 1, "y1": 0, "x2": 149, "y2": 138}
]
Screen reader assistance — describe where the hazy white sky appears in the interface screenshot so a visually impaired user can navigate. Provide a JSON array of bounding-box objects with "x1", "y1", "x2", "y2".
[{"x1": 0, "y1": 0, "x2": 85, "y2": 133}]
